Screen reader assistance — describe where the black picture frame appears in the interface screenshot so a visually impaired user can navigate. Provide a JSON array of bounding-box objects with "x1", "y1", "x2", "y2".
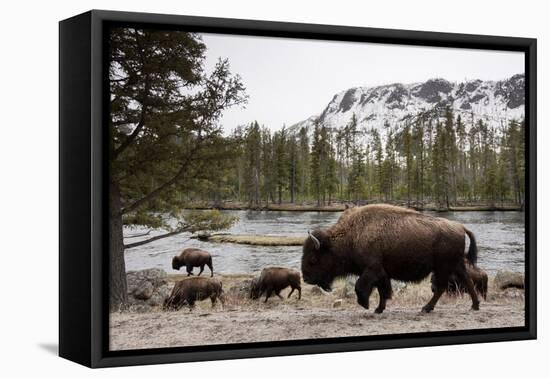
[{"x1": 59, "y1": 9, "x2": 537, "y2": 368}]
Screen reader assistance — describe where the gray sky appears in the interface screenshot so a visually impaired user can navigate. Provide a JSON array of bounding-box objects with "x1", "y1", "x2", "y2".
[{"x1": 201, "y1": 33, "x2": 524, "y2": 132}]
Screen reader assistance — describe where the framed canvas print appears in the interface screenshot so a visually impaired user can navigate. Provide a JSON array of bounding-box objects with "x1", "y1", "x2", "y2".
[{"x1": 59, "y1": 10, "x2": 536, "y2": 368}]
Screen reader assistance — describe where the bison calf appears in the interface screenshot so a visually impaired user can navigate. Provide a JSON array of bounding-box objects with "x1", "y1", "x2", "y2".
[
  {"x1": 432, "y1": 261, "x2": 488, "y2": 300},
  {"x1": 163, "y1": 277, "x2": 224, "y2": 311},
  {"x1": 250, "y1": 267, "x2": 301, "y2": 303},
  {"x1": 172, "y1": 248, "x2": 214, "y2": 277}
]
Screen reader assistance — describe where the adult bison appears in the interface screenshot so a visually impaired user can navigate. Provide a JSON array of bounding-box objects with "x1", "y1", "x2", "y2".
[
  {"x1": 250, "y1": 267, "x2": 301, "y2": 302},
  {"x1": 172, "y1": 248, "x2": 214, "y2": 277},
  {"x1": 301, "y1": 204, "x2": 480, "y2": 314},
  {"x1": 431, "y1": 260, "x2": 488, "y2": 300},
  {"x1": 163, "y1": 277, "x2": 224, "y2": 311}
]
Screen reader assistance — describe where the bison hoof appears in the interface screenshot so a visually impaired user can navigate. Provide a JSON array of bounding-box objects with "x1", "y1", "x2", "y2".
[
  {"x1": 374, "y1": 308, "x2": 385, "y2": 314},
  {"x1": 421, "y1": 305, "x2": 433, "y2": 313},
  {"x1": 472, "y1": 303, "x2": 480, "y2": 311}
]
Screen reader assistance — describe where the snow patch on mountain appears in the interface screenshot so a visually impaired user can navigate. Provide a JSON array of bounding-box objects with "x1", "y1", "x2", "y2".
[{"x1": 289, "y1": 74, "x2": 524, "y2": 135}]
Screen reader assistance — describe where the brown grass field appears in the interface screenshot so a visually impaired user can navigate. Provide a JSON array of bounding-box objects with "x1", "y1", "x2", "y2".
[{"x1": 109, "y1": 274, "x2": 524, "y2": 351}]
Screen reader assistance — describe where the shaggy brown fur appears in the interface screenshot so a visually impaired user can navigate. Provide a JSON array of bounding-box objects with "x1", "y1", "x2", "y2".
[
  {"x1": 431, "y1": 260, "x2": 488, "y2": 300},
  {"x1": 250, "y1": 267, "x2": 302, "y2": 302},
  {"x1": 172, "y1": 248, "x2": 214, "y2": 277},
  {"x1": 163, "y1": 277, "x2": 224, "y2": 311},
  {"x1": 301, "y1": 204, "x2": 480, "y2": 314}
]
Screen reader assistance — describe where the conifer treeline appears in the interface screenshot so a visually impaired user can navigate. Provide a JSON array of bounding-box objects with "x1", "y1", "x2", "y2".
[{"x1": 199, "y1": 108, "x2": 525, "y2": 209}]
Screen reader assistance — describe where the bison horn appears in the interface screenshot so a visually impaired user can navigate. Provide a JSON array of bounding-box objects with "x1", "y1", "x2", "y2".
[{"x1": 308, "y1": 231, "x2": 321, "y2": 250}]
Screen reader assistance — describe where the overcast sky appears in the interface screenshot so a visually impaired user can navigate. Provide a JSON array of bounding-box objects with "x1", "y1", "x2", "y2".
[{"x1": 201, "y1": 33, "x2": 524, "y2": 133}]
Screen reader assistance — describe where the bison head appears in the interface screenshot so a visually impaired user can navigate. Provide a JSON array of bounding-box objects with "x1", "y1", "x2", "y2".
[
  {"x1": 249, "y1": 277, "x2": 261, "y2": 299},
  {"x1": 172, "y1": 256, "x2": 182, "y2": 270},
  {"x1": 301, "y1": 230, "x2": 336, "y2": 292}
]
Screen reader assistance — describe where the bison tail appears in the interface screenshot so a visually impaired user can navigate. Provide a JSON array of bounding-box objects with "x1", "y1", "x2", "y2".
[{"x1": 464, "y1": 227, "x2": 478, "y2": 265}]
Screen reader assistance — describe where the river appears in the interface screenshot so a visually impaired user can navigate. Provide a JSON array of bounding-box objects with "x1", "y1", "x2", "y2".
[{"x1": 124, "y1": 210, "x2": 525, "y2": 276}]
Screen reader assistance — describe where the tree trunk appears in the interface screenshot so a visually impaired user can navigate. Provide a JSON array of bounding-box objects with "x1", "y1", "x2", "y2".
[{"x1": 110, "y1": 181, "x2": 128, "y2": 311}]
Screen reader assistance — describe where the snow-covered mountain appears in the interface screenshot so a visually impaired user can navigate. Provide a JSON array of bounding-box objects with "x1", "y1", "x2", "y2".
[{"x1": 290, "y1": 74, "x2": 524, "y2": 134}]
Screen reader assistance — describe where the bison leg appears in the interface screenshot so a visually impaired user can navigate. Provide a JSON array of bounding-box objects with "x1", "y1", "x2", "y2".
[
  {"x1": 355, "y1": 274, "x2": 375, "y2": 310},
  {"x1": 422, "y1": 287, "x2": 445, "y2": 313},
  {"x1": 287, "y1": 287, "x2": 295, "y2": 298},
  {"x1": 454, "y1": 266, "x2": 480, "y2": 310},
  {"x1": 374, "y1": 277, "x2": 392, "y2": 314},
  {"x1": 207, "y1": 260, "x2": 214, "y2": 277},
  {"x1": 276, "y1": 290, "x2": 284, "y2": 300},
  {"x1": 264, "y1": 289, "x2": 273, "y2": 303},
  {"x1": 482, "y1": 275, "x2": 488, "y2": 301},
  {"x1": 186, "y1": 265, "x2": 194, "y2": 276},
  {"x1": 198, "y1": 265, "x2": 205, "y2": 276},
  {"x1": 210, "y1": 295, "x2": 217, "y2": 308},
  {"x1": 422, "y1": 272, "x2": 448, "y2": 313}
]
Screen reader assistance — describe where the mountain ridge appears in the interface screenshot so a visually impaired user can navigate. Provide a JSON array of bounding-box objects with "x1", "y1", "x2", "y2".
[{"x1": 289, "y1": 74, "x2": 525, "y2": 135}]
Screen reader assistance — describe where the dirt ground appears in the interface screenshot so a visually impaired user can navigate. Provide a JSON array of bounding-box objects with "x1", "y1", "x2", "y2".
[{"x1": 109, "y1": 275, "x2": 525, "y2": 351}]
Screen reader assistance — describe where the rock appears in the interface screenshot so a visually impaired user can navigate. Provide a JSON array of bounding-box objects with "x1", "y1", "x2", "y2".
[
  {"x1": 127, "y1": 268, "x2": 168, "y2": 292},
  {"x1": 128, "y1": 304, "x2": 150, "y2": 313},
  {"x1": 494, "y1": 271, "x2": 524, "y2": 290},
  {"x1": 502, "y1": 288, "x2": 524, "y2": 299},
  {"x1": 391, "y1": 281, "x2": 407, "y2": 294},
  {"x1": 228, "y1": 280, "x2": 255, "y2": 299},
  {"x1": 125, "y1": 269, "x2": 171, "y2": 310},
  {"x1": 133, "y1": 281, "x2": 154, "y2": 300},
  {"x1": 333, "y1": 299, "x2": 343, "y2": 308},
  {"x1": 340, "y1": 276, "x2": 357, "y2": 298},
  {"x1": 310, "y1": 286, "x2": 331, "y2": 296}
]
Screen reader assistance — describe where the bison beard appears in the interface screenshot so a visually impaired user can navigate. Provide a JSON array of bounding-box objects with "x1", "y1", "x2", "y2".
[{"x1": 301, "y1": 204, "x2": 480, "y2": 314}]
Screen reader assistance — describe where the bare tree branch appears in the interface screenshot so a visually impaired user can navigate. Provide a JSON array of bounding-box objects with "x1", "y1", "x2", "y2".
[
  {"x1": 124, "y1": 227, "x2": 190, "y2": 249},
  {"x1": 124, "y1": 229, "x2": 152, "y2": 239},
  {"x1": 112, "y1": 101, "x2": 148, "y2": 160}
]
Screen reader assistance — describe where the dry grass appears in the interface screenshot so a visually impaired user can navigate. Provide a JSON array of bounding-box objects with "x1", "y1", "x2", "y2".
[
  {"x1": 154, "y1": 274, "x2": 524, "y2": 313},
  {"x1": 111, "y1": 274, "x2": 524, "y2": 350}
]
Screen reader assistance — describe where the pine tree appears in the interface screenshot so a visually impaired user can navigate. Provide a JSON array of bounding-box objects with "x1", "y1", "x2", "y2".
[
  {"x1": 346, "y1": 114, "x2": 365, "y2": 201},
  {"x1": 412, "y1": 118, "x2": 425, "y2": 206},
  {"x1": 455, "y1": 114, "x2": 468, "y2": 201},
  {"x1": 382, "y1": 129, "x2": 397, "y2": 201},
  {"x1": 321, "y1": 126, "x2": 338, "y2": 204},
  {"x1": 244, "y1": 121, "x2": 262, "y2": 206},
  {"x1": 273, "y1": 127, "x2": 289, "y2": 204},
  {"x1": 444, "y1": 107, "x2": 458, "y2": 204},
  {"x1": 432, "y1": 121, "x2": 449, "y2": 209},
  {"x1": 298, "y1": 127, "x2": 310, "y2": 203},
  {"x1": 261, "y1": 126, "x2": 275, "y2": 205},
  {"x1": 403, "y1": 123, "x2": 413, "y2": 206},
  {"x1": 310, "y1": 121, "x2": 322, "y2": 206},
  {"x1": 108, "y1": 28, "x2": 246, "y2": 309},
  {"x1": 371, "y1": 129, "x2": 383, "y2": 200}
]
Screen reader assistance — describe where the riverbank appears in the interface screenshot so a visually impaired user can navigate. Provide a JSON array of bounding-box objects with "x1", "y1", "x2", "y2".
[
  {"x1": 109, "y1": 274, "x2": 525, "y2": 350},
  {"x1": 183, "y1": 202, "x2": 523, "y2": 212},
  {"x1": 193, "y1": 233, "x2": 305, "y2": 246}
]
